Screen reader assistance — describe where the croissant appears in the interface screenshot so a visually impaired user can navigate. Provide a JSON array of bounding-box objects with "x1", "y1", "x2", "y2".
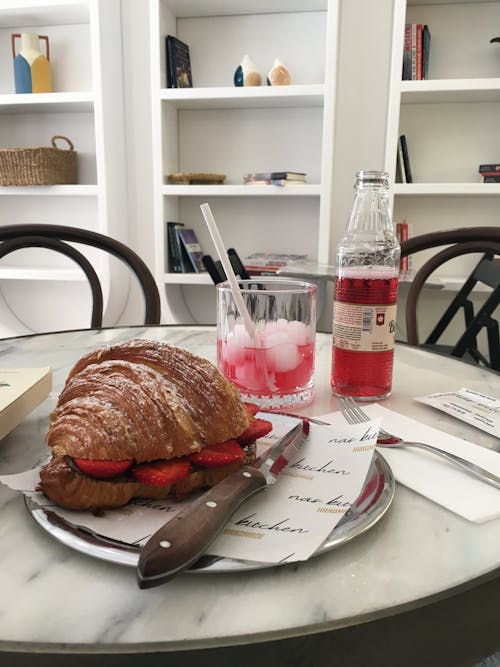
[{"x1": 38, "y1": 339, "x2": 260, "y2": 511}]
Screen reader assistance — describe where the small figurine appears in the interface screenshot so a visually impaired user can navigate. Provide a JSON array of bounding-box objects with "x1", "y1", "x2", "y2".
[
  {"x1": 234, "y1": 55, "x2": 262, "y2": 87},
  {"x1": 267, "y1": 58, "x2": 291, "y2": 86}
]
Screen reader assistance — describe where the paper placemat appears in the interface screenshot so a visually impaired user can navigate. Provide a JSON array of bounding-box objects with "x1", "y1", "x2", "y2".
[
  {"x1": 319, "y1": 405, "x2": 500, "y2": 523},
  {"x1": 0, "y1": 413, "x2": 380, "y2": 564}
]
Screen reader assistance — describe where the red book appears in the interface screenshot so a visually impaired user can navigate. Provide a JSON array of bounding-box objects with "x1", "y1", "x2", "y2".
[
  {"x1": 397, "y1": 221, "x2": 409, "y2": 273},
  {"x1": 416, "y1": 24, "x2": 423, "y2": 80}
]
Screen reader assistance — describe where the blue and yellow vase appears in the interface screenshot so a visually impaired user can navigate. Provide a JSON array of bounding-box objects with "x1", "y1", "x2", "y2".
[{"x1": 11, "y1": 33, "x2": 52, "y2": 94}]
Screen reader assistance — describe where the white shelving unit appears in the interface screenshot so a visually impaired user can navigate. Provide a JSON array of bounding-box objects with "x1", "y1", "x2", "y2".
[
  {"x1": 0, "y1": 0, "x2": 128, "y2": 334},
  {"x1": 385, "y1": 0, "x2": 500, "y2": 285},
  {"x1": 150, "y1": 0, "x2": 339, "y2": 323}
]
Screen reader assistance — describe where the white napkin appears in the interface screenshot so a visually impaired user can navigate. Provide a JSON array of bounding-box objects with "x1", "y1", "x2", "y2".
[{"x1": 319, "y1": 404, "x2": 500, "y2": 523}]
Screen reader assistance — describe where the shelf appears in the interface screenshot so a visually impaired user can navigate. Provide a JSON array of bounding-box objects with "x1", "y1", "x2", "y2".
[
  {"x1": 160, "y1": 84, "x2": 325, "y2": 110},
  {"x1": 163, "y1": 272, "x2": 213, "y2": 285},
  {"x1": 161, "y1": 184, "x2": 321, "y2": 197},
  {"x1": 0, "y1": 92, "x2": 94, "y2": 114},
  {"x1": 0, "y1": 185, "x2": 98, "y2": 196},
  {"x1": 0, "y1": 1, "x2": 90, "y2": 29},
  {"x1": 400, "y1": 79, "x2": 500, "y2": 104},
  {"x1": 0, "y1": 267, "x2": 91, "y2": 282},
  {"x1": 393, "y1": 183, "x2": 500, "y2": 196},
  {"x1": 161, "y1": 0, "x2": 328, "y2": 17}
]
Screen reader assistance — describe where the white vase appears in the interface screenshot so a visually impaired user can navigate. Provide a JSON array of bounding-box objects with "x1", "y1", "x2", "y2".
[
  {"x1": 267, "y1": 58, "x2": 291, "y2": 86},
  {"x1": 234, "y1": 54, "x2": 262, "y2": 87}
]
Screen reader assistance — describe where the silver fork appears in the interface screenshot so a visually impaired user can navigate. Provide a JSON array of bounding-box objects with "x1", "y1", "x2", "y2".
[{"x1": 338, "y1": 396, "x2": 500, "y2": 491}]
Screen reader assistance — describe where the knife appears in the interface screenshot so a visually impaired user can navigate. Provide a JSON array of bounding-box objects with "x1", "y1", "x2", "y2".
[{"x1": 137, "y1": 419, "x2": 309, "y2": 589}]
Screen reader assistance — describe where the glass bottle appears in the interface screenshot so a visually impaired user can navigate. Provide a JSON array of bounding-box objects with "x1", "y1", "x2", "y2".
[{"x1": 331, "y1": 170, "x2": 400, "y2": 400}]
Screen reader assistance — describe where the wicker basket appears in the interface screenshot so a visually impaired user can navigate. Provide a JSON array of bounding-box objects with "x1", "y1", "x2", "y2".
[{"x1": 0, "y1": 135, "x2": 77, "y2": 186}]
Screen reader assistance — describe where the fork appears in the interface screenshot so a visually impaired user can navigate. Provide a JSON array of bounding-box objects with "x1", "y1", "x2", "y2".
[{"x1": 338, "y1": 396, "x2": 500, "y2": 491}]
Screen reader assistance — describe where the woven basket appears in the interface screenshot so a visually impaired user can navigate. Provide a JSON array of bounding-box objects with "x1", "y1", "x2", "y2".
[{"x1": 0, "y1": 135, "x2": 77, "y2": 186}]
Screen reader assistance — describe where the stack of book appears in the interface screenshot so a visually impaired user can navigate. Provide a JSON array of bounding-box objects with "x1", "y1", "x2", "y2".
[
  {"x1": 243, "y1": 252, "x2": 308, "y2": 275},
  {"x1": 243, "y1": 171, "x2": 306, "y2": 186},
  {"x1": 402, "y1": 24, "x2": 431, "y2": 81},
  {"x1": 396, "y1": 134, "x2": 413, "y2": 183},
  {"x1": 166, "y1": 222, "x2": 206, "y2": 273},
  {"x1": 478, "y1": 164, "x2": 500, "y2": 183}
]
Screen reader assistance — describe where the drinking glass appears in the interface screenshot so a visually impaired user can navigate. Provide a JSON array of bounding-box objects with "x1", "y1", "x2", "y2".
[{"x1": 216, "y1": 278, "x2": 317, "y2": 410}]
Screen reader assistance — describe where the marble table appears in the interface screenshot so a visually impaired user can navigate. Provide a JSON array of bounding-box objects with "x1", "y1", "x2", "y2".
[{"x1": 0, "y1": 326, "x2": 499, "y2": 658}]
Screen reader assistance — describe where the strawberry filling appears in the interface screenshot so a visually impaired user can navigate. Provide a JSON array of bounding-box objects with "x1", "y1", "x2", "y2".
[{"x1": 71, "y1": 406, "x2": 273, "y2": 486}]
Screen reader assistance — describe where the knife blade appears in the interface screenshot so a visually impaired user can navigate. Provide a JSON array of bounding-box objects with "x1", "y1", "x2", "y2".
[{"x1": 137, "y1": 419, "x2": 309, "y2": 589}]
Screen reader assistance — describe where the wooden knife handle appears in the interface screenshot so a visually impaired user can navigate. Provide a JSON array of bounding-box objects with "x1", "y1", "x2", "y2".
[{"x1": 137, "y1": 465, "x2": 267, "y2": 588}]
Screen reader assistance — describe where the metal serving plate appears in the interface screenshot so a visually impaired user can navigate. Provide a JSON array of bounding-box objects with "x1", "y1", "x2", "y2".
[{"x1": 26, "y1": 451, "x2": 394, "y2": 573}]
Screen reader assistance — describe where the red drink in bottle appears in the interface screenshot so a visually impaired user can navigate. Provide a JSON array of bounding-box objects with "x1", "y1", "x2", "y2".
[
  {"x1": 331, "y1": 170, "x2": 400, "y2": 400},
  {"x1": 331, "y1": 269, "x2": 398, "y2": 399}
]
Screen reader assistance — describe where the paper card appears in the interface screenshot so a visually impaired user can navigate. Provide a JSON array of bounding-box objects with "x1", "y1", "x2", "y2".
[
  {"x1": 206, "y1": 415, "x2": 379, "y2": 563},
  {"x1": 0, "y1": 413, "x2": 379, "y2": 564},
  {"x1": 416, "y1": 387, "x2": 500, "y2": 438}
]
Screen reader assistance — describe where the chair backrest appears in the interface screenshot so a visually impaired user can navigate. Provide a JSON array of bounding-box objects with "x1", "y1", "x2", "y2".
[
  {"x1": 0, "y1": 224, "x2": 161, "y2": 327},
  {"x1": 400, "y1": 227, "x2": 500, "y2": 370}
]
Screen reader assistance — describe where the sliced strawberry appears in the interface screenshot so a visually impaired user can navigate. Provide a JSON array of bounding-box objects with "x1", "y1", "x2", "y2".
[
  {"x1": 73, "y1": 458, "x2": 133, "y2": 479},
  {"x1": 244, "y1": 402, "x2": 261, "y2": 416},
  {"x1": 190, "y1": 439, "x2": 245, "y2": 468},
  {"x1": 237, "y1": 418, "x2": 273, "y2": 445},
  {"x1": 131, "y1": 458, "x2": 191, "y2": 486}
]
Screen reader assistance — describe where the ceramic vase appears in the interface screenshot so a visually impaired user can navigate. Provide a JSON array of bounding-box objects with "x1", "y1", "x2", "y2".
[
  {"x1": 11, "y1": 33, "x2": 52, "y2": 94},
  {"x1": 234, "y1": 55, "x2": 262, "y2": 87},
  {"x1": 267, "y1": 58, "x2": 291, "y2": 86}
]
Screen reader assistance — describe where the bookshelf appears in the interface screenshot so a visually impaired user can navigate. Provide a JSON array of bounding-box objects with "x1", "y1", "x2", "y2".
[
  {"x1": 0, "y1": 0, "x2": 128, "y2": 335},
  {"x1": 385, "y1": 0, "x2": 500, "y2": 286},
  {"x1": 149, "y1": 0, "x2": 339, "y2": 323}
]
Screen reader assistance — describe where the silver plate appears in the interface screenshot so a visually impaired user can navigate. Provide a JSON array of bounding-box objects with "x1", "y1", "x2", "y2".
[{"x1": 26, "y1": 451, "x2": 394, "y2": 573}]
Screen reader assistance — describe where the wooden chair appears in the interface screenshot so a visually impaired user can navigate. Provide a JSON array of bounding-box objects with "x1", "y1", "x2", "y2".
[
  {"x1": 0, "y1": 224, "x2": 161, "y2": 327},
  {"x1": 401, "y1": 227, "x2": 500, "y2": 370}
]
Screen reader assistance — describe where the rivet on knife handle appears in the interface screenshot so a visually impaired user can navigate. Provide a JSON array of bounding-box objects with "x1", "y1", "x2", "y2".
[{"x1": 137, "y1": 466, "x2": 267, "y2": 589}]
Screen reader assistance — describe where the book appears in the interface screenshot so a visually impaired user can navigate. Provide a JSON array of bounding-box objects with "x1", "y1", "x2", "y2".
[
  {"x1": 176, "y1": 227, "x2": 206, "y2": 272},
  {"x1": 411, "y1": 24, "x2": 418, "y2": 80},
  {"x1": 402, "y1": 24, "x2": 412, "y2": 80},
  {"x1": 479, "y1": 171, "x2": 500, "y2": 177},
  {"x1": 399, "y1": 134, "x2": 413, "y2": 183},
  {"x1": 482, "y1": 176, "x2": 500, "y2": 183},
  {"x1": 0, "y1": 367, "x2": 52, "y2": 441},
  {"x1": 166, "y1": 221, "x2": 184, "y2": 272},
  {"x1": 479, "y1": 164, "x2": 500, "y2": 173},
  {"x1": 243, "y1": 252, "x2": 308, "y2": 274},
  {"x1": 422, "y1": 25, "x2": 431, "y2": 80},
  {"x1": 396, "y1": 140, "x2": 406, "y2": 183},
  {"x1": 166, "y1": 35, "x2": 193, "y2": 88},
  {"x1": 415, "y1": 23, "x2": 423, "y2": 80},
  {"x1": 244, "y1": 178, "x2": 307, "y2": 186},
  {"x1": 396, "y1": 221, "x2": 409, "y2": 273},
  {"x1": 243, "y1": 171, "x2": 306, "y2": 182}
]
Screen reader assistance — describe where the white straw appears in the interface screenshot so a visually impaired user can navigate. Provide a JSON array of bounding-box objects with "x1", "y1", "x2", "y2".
[{"x1": 200, "y1": 202, "x2": 255, "y2": 337}]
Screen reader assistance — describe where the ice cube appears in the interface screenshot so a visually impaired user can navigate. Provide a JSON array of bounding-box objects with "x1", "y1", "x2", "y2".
[
  {"x1": 265, "y1": 331, "x2": 289, "y2": 348},
  {"x1": 271, "y1": 342, "x2": 301, "y2": 372},
  {"x1": 276, "y1": 318, "x2": 288, "y2": 331},
  {"x1": 287, "y1": 320, "x2": 306, "y2": 345}
]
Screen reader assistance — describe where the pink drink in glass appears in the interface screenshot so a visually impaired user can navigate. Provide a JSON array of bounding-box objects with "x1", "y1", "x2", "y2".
[
  {"x1": 217, "y1": 279, "x2": 317, "y2": 410},
  {"x1": 218, "y1": 322, "x2": 315, "y2": 407}
]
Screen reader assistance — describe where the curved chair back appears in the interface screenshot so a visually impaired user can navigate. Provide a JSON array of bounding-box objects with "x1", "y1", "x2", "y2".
[
  {"x1": 400, "y1": 227, "x2": 500, "y2": 370},
  {"x1": 0, "y1": 224, "x2": 161, "y2": 327}
]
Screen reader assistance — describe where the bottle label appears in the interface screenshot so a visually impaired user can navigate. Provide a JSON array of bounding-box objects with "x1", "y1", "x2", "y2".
[{"x1": 332, "y1": 302, "x2": 397, "y2": 352}]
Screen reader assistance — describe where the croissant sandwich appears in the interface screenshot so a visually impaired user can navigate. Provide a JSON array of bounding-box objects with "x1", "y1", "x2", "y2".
[{"x1": 39, "y1": 339, "x2": 272, "y2": 511}]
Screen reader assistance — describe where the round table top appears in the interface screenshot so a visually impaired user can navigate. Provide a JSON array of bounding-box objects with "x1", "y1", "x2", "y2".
[{"x1": 0, "y1": 325, "x2": 499, "y2": 654}]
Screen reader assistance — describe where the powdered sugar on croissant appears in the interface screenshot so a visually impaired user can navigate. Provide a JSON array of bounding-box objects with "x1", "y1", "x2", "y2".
[{"x1": 46, "y1": 339, "x2": 250, "y2": 462}]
